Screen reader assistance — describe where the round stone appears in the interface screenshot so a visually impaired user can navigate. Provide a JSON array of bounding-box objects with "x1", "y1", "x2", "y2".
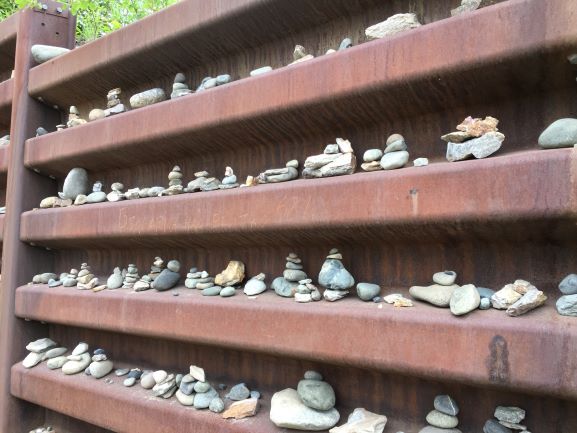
[
  {"x1": 115, "y1": 368, "x2": 129, "y2": 376},
  {"x1": 304, "y1": 371, "x2": 323, "y2": 381},
  {"x1": 386, "y1": 134, "x2": 404, "y2": 145},
  {"x1": 538, "y1": 118, "x2": 577, "y2": 149},
  {"x1": 167, "y1": 260, "x2": 180, "y2": 272},
  {"x1": 153, "y1": 370, "x2": 167, "y2": 384},
  {"x1": 152, "y1": 269, "x2": 180, "y2": 291},
  {"x1": 426, "y1": 410, "x2": 459, "y2": 429},
  {"x1": 557, "y1": 294, "x2": 577, "y2": 316},
  {"x1": 479, "y1": 297, "x2": 491, "y2": 310},
  {"x1": 220, "y1": 287, "x2": 236, "y2": 297},
  {"x1": 61, "y1": 168, "x2": 89, "y2": 200},
  {"x1": 194, "y1": 388, "x2": 219, "y2": 409},
  {"x1": 180, "y1": 380, "x2": 195, "y2": 395},
  {"x1": 363, "y1": 149, "x2": 383, "y2": 162},
  {"x1": 194, "y1": 381, "x2": 211, "y2": 393},
  {"x1": 356, "y1": 282, "x2": 381, "y2": 301},
  {"x1": 227, "y1": 383, "x2": 250, "y2": 400},
  {"x1": 209, "y1": 397, "x2": 225, "y2": 413},
  {"x1": 244, "y1": 278, "x2": 267, "y2": 296},
  {"x1": 559, "y1": 274, "x2": 577, "y2": 295},
  {"x1": 202, "y1": 286, "x2": 222, "y2": 296},
  {"x1": 250, "y1": 390, "x2": 261, "y2": 399},
  {"x1": 72, "y1": 342, "x2": 89, "y2": 356},
  {"x1": 176, "y1": 389, "x2": 195, "y2": 406},
  {"x1": 433, "y1": 271, "x2": 457, "y2": 286},
  {"x1": 140, "y1": 373, "x2": 156, "y2": 389},
  {"x1": 384, "y1": 139, "x2": 407, "y2": 154},
  {"x1": 434, "y1": 395, "x2": 459, "y2": 416},
  {"x1": 477, "y1": 287, "x2": 495, "y2": 299},
  {"x1": 89, "y1": 360, "x2": 114, "y2": 379},
  {"x1": 380, "y1": 151, "x2": 409, "y2": 170},
  {"x1": 124, "y1": 377, "x2": 136, "y2": 387},
  {"x1": 297, "y1": 379, "x2": 336, "y2": 411}
]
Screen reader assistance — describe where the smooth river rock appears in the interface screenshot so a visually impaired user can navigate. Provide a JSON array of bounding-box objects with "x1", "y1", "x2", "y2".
[
  {"x1": 356, "y1": 283, "x2": 381, "y2": 301},
  {"x1": 62, "y1": 353, "x2": 91, "y2": 375},
  {"x1": 483, "y1": 419, "x2": 512, "y2": 433},
  {"x1": 380, "y1": 151, "x2": 409, "y2": 170},
  {"x1": 89, "y1": 360, "x2": 114, "y2": 378},
  {"x1": 329, "y1": 408, "x2": 387, "y2": 433},
  {"x1": 31, "y1": 44, "x2": 70, "y2": 63},
  {"x1": 434, "y1": 394, "x2": 459, "y2": 416},
  {"x1": 318, "y1": 259, "x2": 355, "y2": 291},
  {"x1": 22, "y1": 352, "x2": 44, "y2": 368},
  {"x1": 409, "y1": 284, "x2": 458, "y2": 307},
  {"x1": 297, "y1": 379, "x2": 336, "y2": 411},
  {"x1": 559, "y1": 274, "x2": 577, "y2": 295},
  {"x1": 152, "y1": 269, "x2": 180, "y2": 291},
  {"x1": 270, "y1": 388, "x2": 340, "y2": 431},
  {"x1": 426, "y1": 410, "x2": 459, "y2": 429},
  {"x1": 557, "y1": 294, "x2": 577, "y2": 316},
  {"x1": 129, "y1": 88, "x2": 166, "y2": 109},
  {"x1": 365, "y1": 13, "x2": 421, "y2": 40},
  {"x1": 450, "y1": 284, "x2": 480, "y2": 316},
  {"x1": 538, "y1": 118, "x2": 577, "y2": 148},
  {"x1": 60, "y1": 168, "x2": 89, "y2": 200}
]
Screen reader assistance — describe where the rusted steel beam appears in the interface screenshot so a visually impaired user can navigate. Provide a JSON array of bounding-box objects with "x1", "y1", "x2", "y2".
[
  {"x1": 0, "y1": 78, "x2": 13, "y2": 130},
  {"x1": 0, "y1": 12, "x2": 18, "y2": 75},
  {"x1": 0, "y1": 4, "x2": 75, "y2": 433},
  {"x1": 14, "y1": 284, "x2": 577, "y2": 400},
  {"x1": 24, "y1": 0, "x2": 577, "y2": 175},
  {"x1": 19, "y1": 149, "x2": 577, "y2": 249}
]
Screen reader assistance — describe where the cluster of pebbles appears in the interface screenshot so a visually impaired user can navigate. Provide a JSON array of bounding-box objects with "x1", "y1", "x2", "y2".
[
  {"x1": 302, "y1": 138, "x2": 356, "y2": 179},
  {"x1": 185, "y1": 260, "x2": 245, "y2": 297},
  {"x1": 556, "y1": 273, "x2": 577, "y2": 317},
  {"x1": 442, "y1": 116, "x2": 504, "y2": 162},
  {"x1": 362, "y1": 133, "x2": 421, "y2": 172},
  {"x1": 271, "y1": 253, "x2": 321, "y2": 302},
  {"x1": 483, "y1": 406, "x2": 530, "y2": 433},
  {"x1": 318, "y1": 249, "x2": 355, "y2": 301},
  {"x1": 419, "y1": 395, "x2": 461, "y2": 432}
]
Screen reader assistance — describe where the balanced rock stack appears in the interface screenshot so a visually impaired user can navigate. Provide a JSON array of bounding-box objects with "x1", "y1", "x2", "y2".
[
  {"x1": 419, "y1": 395, "x2": 461, "y2": 433},
  {"x1": 87, "y1": 348, "x2": 114, "y2": 379},
  {"x1": 220, "y1": 166, "x2": 239, "y2": 189},
  {"x1": 365, "y1": 13, "x2": 421, "y2": 40},
  {"x1": 171, "y1": 73, "x2": 192, "y2": 99},
  {"x1": 272, "y1": 253, "x2": 308, "y2": 298},
  {"x1": 243, "y1": 273, "x2": 267, "y2": 296},
  {"x1": 330, "y1": 408, "x2": 388, "y2": 433},
  {"x1": 318, "y1": 249, "x2": 355, "y2": 302},
  {"x1": 491, "y1": 279, "x2": 546, "y2": 317},
  {"x1": 86, "y1": 181, "x2": 106, "y2": 203},
  {"x1": 171, "y1": 365, "x2": 224, "y2": 411},
  {"x1": 362, "y1": 134, "x2": 410, "y2": 172},
  {"x1": 134, "y1": 275, "x2": 153, "y2": 291},
  {"x1": 22, "y1": 337, "x2": 59, "y2": 369},
  {"x1": 62, "y1": 268, "x2": 79, "y2": 287},
  {"x1": 62, "y1": 342, "x2": 91, "y2": 375},
  {"x1": 148, "y1": 257, "x2": 165, "y2": 280},
  {"x1": 257, "y1": 160, "x2": 299, "y2": 183},
  {"x1": 106, "y1": 267, "x2": 124, "y2": 289},
  {"x1": 556, "y1": 273, "x2": 577, "y2": 317},
  {"x1": 442, "y1": 116, "x2": 504, "y2": 162},
  {"x1": 185, "y1": 268, "x2": 216, "y2": 291},
  {"x1": 222, "y1": 382, "x2": 260, "y2": 420},
  {"x1": 66, "y1": 106, "x2": 87, "y2": 128},
  {"x1": 302, "y1": 138, "x2": 356, "y2": 178},
  {"x1": 270, "y1": 371, "x2": 340, "y2": 430},
  {"x1": 483, "y1": 406, "x2": 529, "y2": 433},
  {"x1": 148, "y1": 370, "x2": 178, "y2": 399},
  {"x1": 196, "y1": 74, "x2": 232, "y2": 91},
  {"x1": 186, "y1": 170, "x2": 221, "y2": 192},
  {"x1": 295, "y1": 278, "x2": 322, "y2": 304},
  {"x1": 290, "y1": 44, "x2": 314, "y2": 65},
  {"x1": 76, "y1": 263, "x2": 98, "y2": 290},
  {"x1": 106, "y1": 182, "x2": 125, "y2": 202},
  {"x1": 105, "y1": 88, "x2": 125, "y2": 115},
  {"x1": 162, "y1": 166, "x2": 184, "y2": 195},
  {"x1": 152, "y1": 259, "x2": 181, "y2": 291},
  {"x1": 122, "y1": 264, "x2": 140, "y2": 289}
]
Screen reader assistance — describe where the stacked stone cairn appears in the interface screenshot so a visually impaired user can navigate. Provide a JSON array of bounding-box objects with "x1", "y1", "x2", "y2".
[
  {"x1": 151, "y1": 259, "x2": 181, "y2": 291},
  {"x1": 196, "y1": 74, "x2": 232, "y2": 92},
  {"x1": 318, "y1": 249, "x2": 355, "y2": 301},
  {"x1": 272, "y1": 253, "x2": 314, "y2": 299},
  {"x1": 186, "y1": 170, "x2": 221, "y2": 192},
  {"x1": 303, "y1": 138, "x2": 356, "y2": 178},
  {"x1": 171, "y1": 73, "x2": 192, "y2": 99},
  {"x1": 66, "y1": 106, "x2": 87, "y2": 128},
  {"x1": 122, "y1": 264, "x2": 140, "y2": 289},
  {"x1": 219, "y1": 166, "x2": 239, "y2": 189},
  {"x1": 557, "y1": 273, "x2": 577, "y2": 316},
  {"x1": 76, "y1": 263, "x2": 98, "y2": 290},
  {"x1": 62, "y1": 342, "x2": 92, "y2": 375},
  {"x1": 22, "y1": 337, "x2": 59, "y2": 369},
  {"x1": 483, "y1": 406, "x2": 530, "y2": 433},
  {"x1": 418, "y1": 395, "x2": 461, "y2": 432},
  {"x1": 442, "y1": 116, "x2": 504, "y2": 162},
  {"x1": 362, "y1": 134, "x2": 410, "y2": 172},
  {"x1": 162, "y1": 165, "x2": 184, "y2": 195},
  {"x1": 257, "y1": 160, "x2": 299, "y2": 184},
  {"x1": 270, "y1": 371, "x2": 340, "y2": 430},
  {"x1": 87, "y1": 348, "x2": 114, "y2": 379}
]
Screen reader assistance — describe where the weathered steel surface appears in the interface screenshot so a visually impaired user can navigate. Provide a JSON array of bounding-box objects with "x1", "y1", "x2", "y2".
[
  {"x1": 0, "y1": 4, "x2": 75, "y2": 433},
  {"x1": 0, "y1": 12, "x2": 18, "y2": 80},
  {"x1": 24, "y1": 0, "x2": 577, "y2": 174},
  {"x1": 0, "y1": 78, "x2": 13, "y2": 131},
  {"x1": 15, "y1": 283, "x2": 577, "y2": 400},
  {"x1": 19, "y1": 149, "x2": 577, "y2": 248}
]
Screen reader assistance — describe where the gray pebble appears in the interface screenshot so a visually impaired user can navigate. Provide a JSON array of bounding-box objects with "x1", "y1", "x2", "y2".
[
  {"x1": 194, "y1": 381, "x2": 211, "y2": 393},
  {"x1": 202, "y1": 286, "x2": 222, "y2": 296},
  {"x1": 339, "y1": 37, "x2": 353, "y2": 50},
  {"x1": 304, "y1": 370, "x2": 323, "y2": 381},
  {"x1": 227, "y1": 383, "x2": 250, "y2": 400},
  {"x1": 356, "y1": 282, "x2": 381, "y2": 301},
  {"x1": 479, "y1": 297, "x2": 491, "y2": 310},
  {"x1": 220, "y1": 287, "x2": 236, "y2": 297},
  {"x1": 115, "y1": 368, "x2": 129, "y2": 376},
  {"x1": 477, "y1": 287, "x2": 495, "y2": 299},
  {"x1": 209, "y1": 397, "x2": 225, "y2": 413},
  {"x1": 434, "y1": 394, "x2": 459, "y2": 416},
  {"x1": 363, "y1": 149, "x2": 383, "y2": 162},
  {"x1": 483, "y1": 419, "x2": 512, "y2": 433},
  {"x1": 123, "y1": 377, "x2": 136, "y2": 387},
  {"x1": 179, "y1": 380, "x2": 195, "y2": 395},
  {"x1": 373, "y1": 296, "x2": 384, "y2": 303},
  {"x1": 250, "y1": 390, "x2": 261, "y2": 399},
  {"x1": 559, "y1": 274, "x2": 577, "y2": 295}
]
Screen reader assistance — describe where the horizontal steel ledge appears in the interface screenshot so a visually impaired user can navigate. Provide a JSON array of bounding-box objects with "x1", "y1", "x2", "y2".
[
  {"x1": 24, "y1": 0, "x2": 577, "y2": 173},
  {"x1": 11, "y1": 363, "x2": 271, "y2": 433},
  {"x1": 19, "y1": 150, "x2": 577, "y2": 247},
  {"x1": 15, "y1": 284, "x2": 577, "y2": 399},
  {"x1": 0, "y1": 79, "x2": 13, "y2": 112},
  {"x1": 0, "y1": 13, "x2": 18, "y2": 48}
]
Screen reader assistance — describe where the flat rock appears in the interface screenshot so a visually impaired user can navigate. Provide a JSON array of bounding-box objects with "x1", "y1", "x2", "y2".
[
  {"x1": 329, "y1": 408, "x2": 387, "y2": 433},
  {"x1": 491, "y1": 284, "x2": 523, "y2": 309},
  {"x1": 356, "y1": 283, "x2": 381, "y2": 301},
  {"x1": 484, "y1": 419, "x2": 513, "y2": 433},
  {"x1": 426, "y1": 410, "x2": 459, "y2": 428},
  {"x1": 494, "y1": 406, "x2": 525, "y2": 424},
  {"x1": 380, "y1": 151, "x2": 409, "y2": 170},
  {"x1": 26, "y1": 338, "x2": 58, "y2": 353},
  {"x1": 190, "y1": 365, "x2": 205, "y2": 382},
  {"x1": 538, "y1": 118, "x2": 577, "y2": 149},
  {"x1": 47, "y1": 356, "x2": 67, "y2": 369},
  {"x1": 446, "y1": 132, "x2": 504, "y2": 162},
  {"x1": 62, "y1": 353, "x2": 91, "y2": 375},
  {"x1": 365, "y1": 13, "x2": 421, "y2": 40},
  {"x1": 222, "y1": 398, "x2": 259, "y2": 419},
  {"x1": 22, "y1": 352, "x2": 44, "y2": 368},
  {"x1": 434, "y1": 394, "x2": 460, "y2": 416},
  {"x1": 433, "y1": 271, "x2": 457, "y2": 286},
  {"x1": 31, "y1": 44, "x2": 70, "y2": 63},
  {"x1": 506, "y1": 288, "x2": 547, "y2": 316},
  {"x1": 450, "y1": 284, "x2": 480, "y2": 316},
  {"x1": 45, "y1": 347, "x2": 67, "y2": 358},
  {"x1": 297, "y1": 379, "x2": 336, "y2": 411},
  {"x1": 419, "y1": 427, "x2": 462, "y2": 433},
  {"x1": 129, "y1": 88, "x2": 166, "y2": 109},
  {"x1": 323, "y1": 289, "x2": 349, "y2": 302},
  {"x1": 303, "y1": 153, "x2": 356, "y2": 178},
  {"x1": 270, "y1": 388, "x2": 340, "y2": 431},
  {"x1": 89, "y1": 360, "x2": 114, "y2": 378},
  {"x1": 559, "y1": 274, "x2": 577, "y2": 295},
  {"x1": 72, "y1": 342, "x2": 89, "y2": 356},
  {"x1": 557, "y1": 294, "x2": 577, "y2": 316},
  {"x1": 409, "y1": 284, "x2": 458, "y2": 307}
]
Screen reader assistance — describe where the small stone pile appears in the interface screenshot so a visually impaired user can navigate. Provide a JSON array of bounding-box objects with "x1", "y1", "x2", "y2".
[
  {"x1": 220, "y1": 166, "x2": 239, "y2": 189},
  {"x1": 483, "y1": 406, "x2": 529, "y2": 433},
  {"x1": 270, "y1": 371, "x2": 340, "y2": 430},
  {"x1": 362, "y1": 134, "x2": 410, "y2": 172},
  {"x1": 491, "y1": 279, "x2": 547, "y2": 317},
  {"x1": 185, "y1": 268, "x2": 216, "y2": 290},
  {"x1": 557, "y1": 273, "x2": 577, "y2": 316},
  {"x1": 538, "y1": 118, "x2": 577, "y2": 149},
  {"x1": 86, "y1": 181, "x2": 106, "y2": 203},
  {"x1": 302, "y1": 138, "x2": 356, "y2": 178},
  {"x1": 66, "y1": 106, "x2": 87, "y2": 128},
  {"x1": 243, "y1": 273, "x2": 267, "y2": 296},
  {"x1": 129, "y1": 88, "x2": 166, "y2": 109},
  {"x1": 419, "y1": 395, "x2": 461, "y2": 432},
  {"x1": 107, "y1": 182, "x2": 125, "y2": 202},
  {"x1": 62, "y1": 342, "x2": 92, "y2": 375},
  {"x1": 221, "y1": 382, "x2": 260, "y2": 419},
  {"x1": 22, "y1": 338, "x2": 59, "y2": 369},
  {"x1": 162, "y1": 165, "x2": 184, "y2": 195},
  {"x1": 87, "y1": 348, "x2": 114, "y2": 379},
  {"x1": 272, "y1": 253, "x2": 308, "y2": 298},
  {"x1": 76, "y1": 263, "x2": 99, "y2": 290},
  {"x1": 330, "y1": 408, "x2": 387, "y2": 433},
  {"x1": 122, "y1": 264, "x2": 140, "y2": 289},
  {"x1": 134, "y1": 274, "x2": 153, "y2": 291},
  {"x1": 442, "y1": 116, "x2": 504, "y2": 162},
  {"x1": 89, "y1": 88, "x2": 125, "y2": 121},
  {"x1": 152, "y1": 259, "x2": 181, "y2": 291},
  {"x1": 62, "y1": 268, "x2": 79, "y2": 287},
  {"x1": 295, "y1": 279, "x2": 322, "y2": 304},
  {"x1": 290, "y1": 45, "x2": 314, "y2": 65},
  {"x1": 171, "y1": 73, "x2": 192, "y2": 99},
  {"x1": 196, "y1": 74, "x2": 232, "y2": 91},
  {"x1": 148, "y1": 257, "x2": 165, "y2": 280},
  {"x1": 117, "y1": 368, "x2": 143, "y2": 387},
  {"x1": 186, "y1": 171, "x2": 221, "y2": 192},
  {"x1": 365, "y1": 13, "x2": 421, "y2": 40},
  {"x1": 257, "y1": 160, "x2": 299, "y2": 183},
  {"x1": 318, "y1": 249, "x2": 355, "y2": 302}
]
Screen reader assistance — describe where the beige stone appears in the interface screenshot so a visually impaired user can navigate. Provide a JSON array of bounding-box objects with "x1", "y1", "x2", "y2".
[
  {"x1": 215, "y1": 261, "x2": 245, "y2": 287},
  {"x1": 365, "y1": 13, "x2": 421, "y2": 40},
  {"x1": 222, "y1": 398, "x2": 259, "y2": 419},
  {"x1": 330, "y1": 408, "x2": 387, "y2": 433},
  {"x1": 506, "y1": 288, "x2": 547, "y2": 317},
  {"x1": 491, "y1": 284, "x2": 523, "y2": 309}
]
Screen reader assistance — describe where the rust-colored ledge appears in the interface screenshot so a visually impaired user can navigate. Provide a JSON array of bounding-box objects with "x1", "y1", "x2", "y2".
[
  {"x1": 24, "y1": 0, "x2": 577, "y2": 176},
  {"x1": 19, "y1": 150, "x2": 577, "y2": 248},
  {"x1": 0, "y1": 78, "x2": 13, "y2": 131},
  {"x1": 15, "y1": 283, "x2": 577, "y2": 400},
  {"x1": 0, "y1": 13, "x2": 17, "y2": 74}
]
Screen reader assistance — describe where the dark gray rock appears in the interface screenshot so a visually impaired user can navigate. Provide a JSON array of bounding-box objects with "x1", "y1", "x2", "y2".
[
  {"x1": 297, "y1": 379, "x2": 336, "y2": 411},
  {"x1": 483, "y1": 419, "x2": 512, "y2": 433},
  {"x1": 152, "y1": 269, "x2": 180, "y2": 291},
  {"x1": 559, "y1": 274, "x2": 577, "y2": 295},
  {"x1": 356, "y1": 282, "x2": 380, "y2": 301},
  {"x1": 227, "y1": 383, "x2": 250, "y2": 401},
  {"x1": 434, "y1": 394, "x2": 459, "y2": 416}
]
